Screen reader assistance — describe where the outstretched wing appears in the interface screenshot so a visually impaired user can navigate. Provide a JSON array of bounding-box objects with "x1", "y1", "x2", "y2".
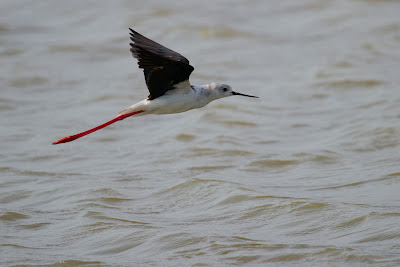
[{"x1": 129, "y1": 28, "x2": 194, "y2": 100}]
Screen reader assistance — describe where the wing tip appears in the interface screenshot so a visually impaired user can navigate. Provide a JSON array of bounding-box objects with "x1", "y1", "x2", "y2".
[{"x1": 129, "y1": 28, "x2": 140, "y2": 37}]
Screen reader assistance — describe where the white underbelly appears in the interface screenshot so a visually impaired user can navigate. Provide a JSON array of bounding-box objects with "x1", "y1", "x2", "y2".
[{"x1": 149, "y1": 94, "x2": 207, "y2": 115}]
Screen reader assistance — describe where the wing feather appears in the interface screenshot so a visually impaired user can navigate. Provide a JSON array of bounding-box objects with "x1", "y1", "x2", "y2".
[{"x1": 129, "y1": 28, "x2": 194, "y2": 99}]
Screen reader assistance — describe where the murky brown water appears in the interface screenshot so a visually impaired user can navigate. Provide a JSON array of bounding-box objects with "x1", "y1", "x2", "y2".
[{"x1": 1, "y1": 0, "x2": 400, "y2": 266}]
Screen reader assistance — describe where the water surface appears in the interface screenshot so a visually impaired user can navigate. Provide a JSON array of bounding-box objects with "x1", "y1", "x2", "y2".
[{"x1": 1, "y1": 0, "x2": 400, "y2": 266}]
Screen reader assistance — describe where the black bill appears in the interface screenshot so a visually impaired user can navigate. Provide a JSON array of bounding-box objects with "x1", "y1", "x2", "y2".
[{"x1": 232, "y1": 91, "x2": 259, "y2": 98}]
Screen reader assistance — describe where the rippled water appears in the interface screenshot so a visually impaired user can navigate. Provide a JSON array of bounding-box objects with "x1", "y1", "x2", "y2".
[{"x1": 2, "y1": 0, "x2": 400, "y2": 266}]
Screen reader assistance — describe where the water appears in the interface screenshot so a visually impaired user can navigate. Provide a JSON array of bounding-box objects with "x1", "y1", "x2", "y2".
[{"x1": 1, "y1": 0, "x2": 400, "y2": 266}]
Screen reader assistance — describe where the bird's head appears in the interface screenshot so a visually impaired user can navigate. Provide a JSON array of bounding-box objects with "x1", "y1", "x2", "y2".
[{"x1": 210, "y1": 82, "x2": 259, "y2": 99}]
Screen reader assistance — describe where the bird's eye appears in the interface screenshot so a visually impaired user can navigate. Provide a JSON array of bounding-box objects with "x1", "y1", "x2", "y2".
[{"x1": 223, "y1": 88, "x2": 228, "y2": 92}]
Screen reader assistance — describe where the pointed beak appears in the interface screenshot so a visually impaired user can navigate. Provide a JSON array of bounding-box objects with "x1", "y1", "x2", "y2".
[{"x1": 232, "y1": 91, "x2": 259, "y2": 98}]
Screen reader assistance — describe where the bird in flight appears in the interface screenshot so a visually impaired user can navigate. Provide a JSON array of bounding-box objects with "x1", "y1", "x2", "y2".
[{"x1": 52, "y1": 28, "x2": 258, "y2": 144}]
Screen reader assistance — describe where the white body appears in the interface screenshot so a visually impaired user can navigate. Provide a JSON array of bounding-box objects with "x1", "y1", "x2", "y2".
[{"x1": 119, "y1": 81, "x2": 230, "y2": 116}]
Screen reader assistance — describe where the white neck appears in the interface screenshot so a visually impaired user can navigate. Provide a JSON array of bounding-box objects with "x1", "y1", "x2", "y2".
[{"x1": 193, "y1": 83, "x2": 222, "y2": 101}]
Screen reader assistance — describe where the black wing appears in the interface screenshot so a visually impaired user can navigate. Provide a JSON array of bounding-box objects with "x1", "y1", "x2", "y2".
[{"x1": 129, "y1": 28, "x2": 194, "y2": 100}]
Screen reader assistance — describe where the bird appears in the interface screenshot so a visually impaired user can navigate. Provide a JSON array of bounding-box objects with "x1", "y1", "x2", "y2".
[{"x1": 52, "y1": 28, "x2": 258, "y2": 145}]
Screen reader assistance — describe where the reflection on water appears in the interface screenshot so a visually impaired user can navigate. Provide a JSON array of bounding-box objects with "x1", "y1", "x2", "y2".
[{"x1": 1, "y1": 0, "x2": 400, "y2": 265}]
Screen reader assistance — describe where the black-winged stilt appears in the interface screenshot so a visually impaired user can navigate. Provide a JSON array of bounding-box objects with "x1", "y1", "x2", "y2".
[{"x1": 52, "y1": 28, "x2": 258, "y2": 144}]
